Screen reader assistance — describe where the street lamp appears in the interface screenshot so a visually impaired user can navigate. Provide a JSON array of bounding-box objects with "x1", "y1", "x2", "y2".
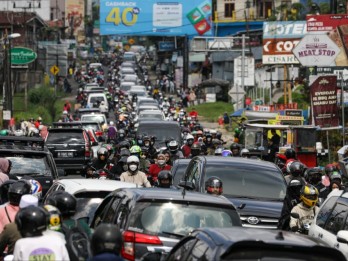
[{"x1": 3, "y1": 33, "x2": 21, "y2": 124}]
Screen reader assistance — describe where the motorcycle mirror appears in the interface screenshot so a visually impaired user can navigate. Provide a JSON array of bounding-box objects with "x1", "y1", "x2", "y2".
[{"x1": 291, "y1": 212, "x2": 300, "y2": 219}]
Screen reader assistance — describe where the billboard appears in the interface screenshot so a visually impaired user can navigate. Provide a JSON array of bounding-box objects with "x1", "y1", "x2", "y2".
[
  {"x1": 65, "y1": 0, "x2": 85, "y2": 37},
  {"x1": 100, "y1": 0, "x2": 213, "y2": 36},
  {"x1": 309, "y1": 75, "x2": 339, "y2": 127},
  {"x1": 263, "y1": 21, "x2": 307, "y2": 64}
]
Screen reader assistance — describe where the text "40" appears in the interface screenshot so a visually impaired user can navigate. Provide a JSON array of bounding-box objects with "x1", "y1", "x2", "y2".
[{"x1": 106, "y1": 7, "x2": 139, "y2": 26}]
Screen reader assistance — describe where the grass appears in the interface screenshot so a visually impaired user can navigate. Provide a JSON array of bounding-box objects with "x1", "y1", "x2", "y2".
[{"x1": 187, "y1": 102, "x2": 233, "y2": 122}]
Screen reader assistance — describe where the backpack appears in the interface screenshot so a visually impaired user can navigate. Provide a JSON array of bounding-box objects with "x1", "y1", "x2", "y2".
[{"x1": 61, "y1": 220, "x2": 92, "y2": 261}]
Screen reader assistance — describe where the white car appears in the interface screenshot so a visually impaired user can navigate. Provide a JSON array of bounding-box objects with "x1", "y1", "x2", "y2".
[
  {"x1": 43, "y1": 179, "x2": 137, "y2": 224},
  {"x1": 308, "y1": 189, "x2": 348, "y2": 259}
]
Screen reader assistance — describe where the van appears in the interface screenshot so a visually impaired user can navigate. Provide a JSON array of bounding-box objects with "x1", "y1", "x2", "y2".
[
  {"x1": 123, "y1": 52, "x2": 137, "y2": 63},
  {"x1": 86, "y1": 93, "x2": 108, "y2": 116}
]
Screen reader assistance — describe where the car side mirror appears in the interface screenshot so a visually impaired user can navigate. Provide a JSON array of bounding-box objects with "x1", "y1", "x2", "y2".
[
  {"x1": 178, "y1": 180, "x2": 195, "y2": 190},
  {"x1": 337, "y1": 230, "x2": 348, "y2": 244},
  {"x1": 57, "y1": 168, "x2": 65, "y2": 177}
]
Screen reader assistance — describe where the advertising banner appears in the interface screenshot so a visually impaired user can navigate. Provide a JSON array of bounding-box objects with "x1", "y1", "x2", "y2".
[
  {"x1": 316, "y1": 67, "x2": 348, "y2": 89},
  {"x1": 65, "y1": 0, "x2": 85, "y2": 37},
  {"x1": 100, "y1": 0, "x2": 213, "y2": 36},
  {"x1": 307, "y1": 14, "x2": 348, "y2": 32},
  {"x1": 310, "y1": 75, "x2": 339, "y2": 127},
  {"x1": 263, "y1": 21, "x2": 307, "y2": 64}
]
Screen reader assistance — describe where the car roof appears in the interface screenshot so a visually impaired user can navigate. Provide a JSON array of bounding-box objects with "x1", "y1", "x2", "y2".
[
  {"x1": 110, "y1": 188, "x2": 236, "y2": 207},
  {"x1": 139, "y1": 110, "x2": 163, "y2": 115},
  {"x1": 120, "y1": 82, "x2": 136, "y2": 86},
  {"x1": 196, "y1": 156, "x2": 279, "y2": 169},
  {"x1": 137, "y1": 120, "x2": 180, "y2": 126},
  {"x1": 55, "y1": 179, "x2": 137, "y2": 195}
]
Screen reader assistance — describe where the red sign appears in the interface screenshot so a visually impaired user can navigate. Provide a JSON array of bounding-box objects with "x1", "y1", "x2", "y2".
[
  {"x1": 310, "y1": 75, "x2": 339, "y2": 127},
  {"x1": 307, "y1": 14, "x2": 348, "y2": 32},
  {"x1": 245, "y1": 97, "x2": 252, "y2": 106},
  {"x1": 253, "y1": 103, "x2": 298, "y2": 112},
  {"x1": 263, "y1": 38, "x2": 301, "y2": 55}
]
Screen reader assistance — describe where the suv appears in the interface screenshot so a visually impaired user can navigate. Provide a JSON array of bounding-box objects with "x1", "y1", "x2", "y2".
[
  {"x1": 309, "y1": 189, "x2": 348, "y2": 259},
  {"x1": 91, "y1": 188, "x2": 241, "y2": 260},
  {"x1": 52, "y1": 121, "x2": 104, "y2": 142},
  {"x1": 177, "y1": 156, "x2": 287, "y2": 229},
  {"x1": 45, "y1": 127, "x2": 93, "y2": 175},
  {"x1": 0, "y1": 136, "x2": 60, "y2": 196}
]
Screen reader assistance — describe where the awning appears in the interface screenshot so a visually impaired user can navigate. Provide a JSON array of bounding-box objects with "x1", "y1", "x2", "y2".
[{"x1": 230, "y1": 108, "x2": 244, "y2": 117}]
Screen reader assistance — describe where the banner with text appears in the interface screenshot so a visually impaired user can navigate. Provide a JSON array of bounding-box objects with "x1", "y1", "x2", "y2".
[{"x1": 310, "y1": 75, "x2": 339, "y2": 127}]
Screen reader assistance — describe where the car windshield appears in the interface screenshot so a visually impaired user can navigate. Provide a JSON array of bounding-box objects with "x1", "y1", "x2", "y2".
[
  {"x1": 81, "y1": 115, "x2": 106, "y2": 124},
  {"x1": 137, "y1": 126, "x2": 180, "y2": 143},
  {"x1": 90, "y1": 97, "x2": 105, "y2": 104},
  {"x1": 205, "y1": 165, "x2": 286, "y2": 200},
  {"x1": 82, "y1": 124, "x2": 100, "y2": 132},
  {"x1": 5, "y1": 155, "x2": 52, "y2": 176},
  {"x1": 129, "y1": 202, "x2": 240, "y2": 237},
  {"x1": 46, "y1": 132, "x2": 84, "y2": 143},
  {"x1": 139, "y1": 113, "x2": 163, "y2": 120},
  {"x1": 120, "y1": 84, "x2": 134, "y2": 91}
]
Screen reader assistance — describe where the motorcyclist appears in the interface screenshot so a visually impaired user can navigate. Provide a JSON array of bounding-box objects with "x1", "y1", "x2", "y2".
[
  {"x1": 87, "y1": 147, "x2": 115, "y2": 179},
  {"x1": 157, "y1": 170, "x2": 173, "y2": 188},
  {"x1": 139, "y1": 147, "x2": 151, "y2": 173},
  {"x1": 205, "y1": 177, "x2": 223, "y2": 195},
  {"x1": 304, "y1": 167, "x2": 330, "y2": 202},
  {"x1": 205, "y1": 133, "x2": 215, "y2": 155},
  {"x1": 148, "y1": 154, "x2": 172, "y2": 185},
  {"x1": 120, "y1": 156, "x2": 151, "y2": 187},
  {"x1": 181, "y1": 134, "x2": 194, "y2": 158},
  {"x1": 284, "y1": 161, "x2": 306, "y2": 185},
  {"x1": 240, "y1": 148, "x2": 250, "y2": 158},
  {"x1": 107, "y1": 121, "x2": 117, "y2": 143},
  {"x1": 277, "y1": 178, "x2": 305, "y2": 231},
  {"x1": 147, "y1": 135, "x2": 158, "y2": 162},
  {"x1": 190, "y1": 143, "x2": 203, "y2": 158},
  {"x1": 323, "y1": 163, "x2": 338, "y2": 187},
  {"x1": 168, "y1": 140, "x2": 184, "y2": 161},
  {"x1": 282, "y1": 148, "x2": 298, "y2": 174},
  {"x1": 290, "y1": 184, "x2": 319, "y2": 234},
  {"x1": 230, "y1": 143, "x2": 241, "y2": 157},
  {"x1": 116, "y1": 129, "x2": 126, "y2": 144}
]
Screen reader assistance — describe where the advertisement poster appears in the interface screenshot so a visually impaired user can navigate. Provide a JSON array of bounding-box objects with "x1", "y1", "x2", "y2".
[
  {"x1": 65, "y1": 0, "x2": 85, "y2": 37},
  {"x1": 100, "y1": 0, "x2": 212, "y2": 36},
  {"x1": 310, "y1": 75, "x2": 339, "y2": 127}
]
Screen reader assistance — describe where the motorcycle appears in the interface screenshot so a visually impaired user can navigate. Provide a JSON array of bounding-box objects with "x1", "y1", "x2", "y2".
[{"x1": 290, "y1": 212, "x2": 311, "y2": 235}]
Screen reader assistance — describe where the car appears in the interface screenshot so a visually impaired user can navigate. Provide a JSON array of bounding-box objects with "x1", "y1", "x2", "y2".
[
  {"x1": 171, "y1": 159, "x2": 191, "y2": 186},
  {"x1": 43, "y1": 179, "x2": 136, "y2": 224},
  {"x1": 136, "y1": 97, "x2": 159, "y2": 108},
  {"x1": 119, "y1": 67, "x2": 136, "y2": 77},
  {"x1": 122, "y1": 74, "x2": 139, "y2": 84},
  {"x1": 120, "y1": 62, "x2": 136, "y2": 70},
  {"x1": 0, "y1": 136, "x2": 60, "y2": 196},
  {"x1": 130, "y1": 85, "x2": 147, "y2": 93},
  {"x1": 136, "y1": 120, "x2": 182, "y2": 148},
  {"x1": 45, "y1": 127, "x2": 93, "y2": 175},
  {"x1": 177, "y1": 156, "x2": 287, "y2": 229},
  {"x1": 138, "y1": 110, "x2": 165, "y2": 121},
  {"x1": 80, "y1": 113, "x2": 107, "y2": 125},
  {"x1": 136, "y1": 105, "x2": 160, "y2": 116},
  {"x1": 163, "y1": 227, "x2": 346, "y2": 261},
  {"x1": 119, "y1": 81, "x2": 136, "y2": 94},
  {"x1": 86, "y1": 93, "x2": 108, "y2": 116},
  {"x1": 123, "y1": 51, "x2": 137, "y2": 63},
  {"x1": 309, "y1": 189, "x2": 348, "y2": 259},
  {"x1": 91, "y1": 188, "x2": 241, "y2": 260},
  {"x1": 89, "y1": 63, "x2": 102, "y2": 69},
  {"x1": 129, "y1": 89, "x2": 148, "y2": 99},
  {"x1": 52, "y1": 121, "x2": 104, "y2": 142},
  {"x1": 76, "y1": 108, "x2": 101, "y2": 118}
]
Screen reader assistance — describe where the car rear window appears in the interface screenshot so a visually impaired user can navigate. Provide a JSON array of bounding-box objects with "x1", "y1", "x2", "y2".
[
  {"x1": 205, "y1": 165, "x2": 286, "y2": 200},
  {"x1": 90, "y1": 96, "x2": 105, "y2": 104},
  {"x1": 46, "y1": 132, "x2": 84, "y2": 143},
  {"x1": 81, "y1": 115, "x2": 106, "y2": 124},
  {"x1": 128, "y1": 202, "x2": 240, "y2": 237},
  {"x1": 5, "y1": 155, "x2": 52, "y2": 177},
  {"x1": 137, "y1": 125, "x2": 180, "y2": 143}
]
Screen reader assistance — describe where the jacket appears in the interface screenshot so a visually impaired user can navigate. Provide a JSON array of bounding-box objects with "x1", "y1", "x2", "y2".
[
  {"x1": 120, "y1": 171, "x2": 151, "y2": 187},
  {"x1": 0, "y1": 222, "x2": 21, "y2": 254},
  {"x1": 290, "y1": 202, "x2": 319, "y2": 231},
  {"x1": 148, "y1": 164, "x2": 172, "y2": 181}
]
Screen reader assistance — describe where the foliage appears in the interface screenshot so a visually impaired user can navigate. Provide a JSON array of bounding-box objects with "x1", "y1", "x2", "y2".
[
  {"x1": 187, "y1": 102, "x2": 233, "y2": 122},
  {"x1": 276, "y1": 91, "x2": 309, "y2": 109}
]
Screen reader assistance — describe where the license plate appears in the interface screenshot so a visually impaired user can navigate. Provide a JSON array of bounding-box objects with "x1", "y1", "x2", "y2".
[{"x1": 58, "y1": 152, "x2": 73, "y2": 158}]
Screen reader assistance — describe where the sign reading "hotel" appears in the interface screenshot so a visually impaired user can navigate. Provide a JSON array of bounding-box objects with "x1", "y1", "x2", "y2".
[{"x1": 292, "y1": 34, "x2": 340, "y2": 66}]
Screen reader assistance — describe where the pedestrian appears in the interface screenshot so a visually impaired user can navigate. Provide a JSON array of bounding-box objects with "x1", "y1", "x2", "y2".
[{"x1": 189, "y1": 89, "x2": 196, "y2": 106}]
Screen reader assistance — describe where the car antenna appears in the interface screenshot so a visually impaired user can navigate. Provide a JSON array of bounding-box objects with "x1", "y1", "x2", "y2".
[
  {"x1": 275, "y1": 231, "x2": 284, "y2": 240},
  {"x1": 182, "y1": 180, "x2": 187, "y2": 199}
]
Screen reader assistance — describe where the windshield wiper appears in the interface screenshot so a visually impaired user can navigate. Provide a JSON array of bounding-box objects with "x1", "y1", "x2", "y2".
[{"x1": 161, "y1": 231, "x2": 185, "y2": 238}]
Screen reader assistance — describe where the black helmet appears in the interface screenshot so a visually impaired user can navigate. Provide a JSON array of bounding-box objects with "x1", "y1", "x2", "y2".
[
  {"x1": 230, "y1": 143, "x2": 240, "y2": 151},
  {"x1": 120, "y1": 148, "x2": 131, "y2": 158},
  {"x1": 289, "y1": 161, "x2": 304, "y2": 177},
  {"x1": 304, "y1": 167, "x2": 323, "y2": 185},
  {"x1": 8, "y1": 180, "x2": 31, "y2": 206},
  {"x1": 284, "y1": 148, "x2": 296, "y2": 159},
  {"x1": 157, "y1": 170, "x2": 172, "y2": 188},
  {"x1": 205, "y1": 176, "x2": 223, "y2": 195},
  {"x1": 118, "y1": 129, "x2": 126, "y2": 138},
  {"x1": 324, "y1": 164, "x2": 337, "y2": 176},
  {"x1": 45, "y1": 191, "x2": 77, "y2": 216},
  {"x1": 191, "y1": 143, "x2": 201, "y2": 157},
  {"x1": 91, "y1": 224, "x2": 123, "y2": 256},
  {"x1": 118, "y1": 140, "x2": 130, "y2": 150},
  {"x1": 216, "y1": 131, "x2": 222, "y2": 140},
  {"x1": 15, "y1": 205, "x2": 47, "y2": 237},
  {"x1": 142, "y1": 135, "x2": 151, "y2": 147},
  {"x1": 97, "y1": 147, "x2": 109, "y2": 158},
  {"x1": 0, "y1": 179, "x2": 16, "y2": 204}
]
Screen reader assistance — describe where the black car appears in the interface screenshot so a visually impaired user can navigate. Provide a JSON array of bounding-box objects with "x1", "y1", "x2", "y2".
[
  {"x1": 91, "y1": 188, "x2": 241, "y2": 260},
  {"x1": 176, "y1": 156, "x2": 287, "y2": 229},
  {"x1": 164, "y1": 227, "x2": 346, "y2": 261},
  {"x1": 45, "y1": 127, "x2": 93, "y2": 175},
  {"x1": 0, "y1": 136, "x2": 60, "y2": 196},
  {"x1": 52, "y1": 121, "x2": 104, "y2": 142},
  {"x1": 171, "y1": 159, "x2": 191, "y2": 186}
]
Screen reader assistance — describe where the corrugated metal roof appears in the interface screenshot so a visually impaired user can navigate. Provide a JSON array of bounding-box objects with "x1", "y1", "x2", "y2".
[{"x1": 211, "y1": 46, "x2": 262, "y2": 62}]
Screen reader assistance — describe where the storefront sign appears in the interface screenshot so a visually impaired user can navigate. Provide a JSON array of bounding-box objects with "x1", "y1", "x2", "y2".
[
  {"x1": 310, "y1": 75, "x2": 339, "y2": 127},
  {"x1": 307, "y1": 14, "x2": 348, "y2": 32},
  {"x1": 158, "y1": 42, "x2": 175, "y2": 51},
  {"x1": 11, "y1": 47, "x2": 37, "y2": 64}
]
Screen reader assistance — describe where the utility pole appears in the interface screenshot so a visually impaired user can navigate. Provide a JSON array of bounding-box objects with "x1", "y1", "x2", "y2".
[
  {"x1": 241, "y1": 34, "x2": 245, "y2": 109},
  {"x1": 183, "y1": 35, "x2": 189, "y2": 91}
]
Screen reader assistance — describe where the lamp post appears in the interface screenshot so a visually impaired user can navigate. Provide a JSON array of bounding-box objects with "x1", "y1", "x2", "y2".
[{"x1": 3, "y1": 33, "x2": 21, "y2": 123}]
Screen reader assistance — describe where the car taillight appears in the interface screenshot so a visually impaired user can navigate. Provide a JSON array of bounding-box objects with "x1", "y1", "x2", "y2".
[
  {"x1": 121, "y1": 230, "x2": 162, "y2": 261},
  {"x1": 83, "y1": 132, "x2": 91, "y2": 158},
  {"x1": 95, "y1": 131, "x2": 103, "y2": 137}
]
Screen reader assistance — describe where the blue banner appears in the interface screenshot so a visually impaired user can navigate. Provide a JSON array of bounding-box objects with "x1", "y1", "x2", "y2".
[
  {"x1": 158, "y1": 42, "x2": 175, "y2": 51},
  {"x1": 100, "y1": 0, "x2": 213, "y2": 36}
]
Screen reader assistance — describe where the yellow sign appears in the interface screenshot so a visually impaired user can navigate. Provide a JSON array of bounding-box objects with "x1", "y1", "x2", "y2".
[
  {"x1": 128, "y1": 38, "x2": 135, "y2": 45},
  {"x1": 50, "y1": 65, "x2": 60, "y2": 75}
]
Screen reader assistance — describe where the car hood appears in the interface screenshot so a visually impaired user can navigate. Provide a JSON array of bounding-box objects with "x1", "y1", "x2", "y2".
[{"x1": 226, "y1": 197, "x2": 283, "y2": 218}]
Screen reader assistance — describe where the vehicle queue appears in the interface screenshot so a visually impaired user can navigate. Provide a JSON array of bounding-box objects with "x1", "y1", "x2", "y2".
[{"x1": 0, "y1": 49, "x2": 346, "y2": 261}]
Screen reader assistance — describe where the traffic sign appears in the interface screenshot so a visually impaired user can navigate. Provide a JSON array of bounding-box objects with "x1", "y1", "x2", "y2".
[
  {"x1": 50, "y1": 65, "x2": 60, "y2": 75},
  {"x1": 228, "y1": 84, "x2": 246, "y2": 103}
]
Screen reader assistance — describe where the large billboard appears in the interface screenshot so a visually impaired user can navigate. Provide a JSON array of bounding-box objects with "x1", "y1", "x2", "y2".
[
  {"x1": 263, "y1": 21, "x2": 307, "y2": 64},
  {"x1": 100, "y1": 0, "x2": 213, "y2": 36},
  {"x1": 65, "y1": 0, "x2": 85, "y2": 37}
]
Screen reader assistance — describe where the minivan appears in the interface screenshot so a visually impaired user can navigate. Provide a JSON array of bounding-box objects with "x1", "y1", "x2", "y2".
[{"x1": 86, "y1": 93, "x2": 108, "y2": 116}]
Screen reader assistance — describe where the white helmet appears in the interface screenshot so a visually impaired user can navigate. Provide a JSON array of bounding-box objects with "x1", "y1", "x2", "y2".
[
  {"x1": 127, "y1": 155, "x2": 139, "y2": 164},
  {"x1": 240, "y1": 148, "x2": 249, "y2": 157},
  {"x1": 186, "y1": 134, "x2": 194, "y2": 140},
  {"x1": 109, "y1": 121, "x2": 114, "y2": 126},
  {"x1": 14, "y1": 130, "x2": 24, "y2": 136}
]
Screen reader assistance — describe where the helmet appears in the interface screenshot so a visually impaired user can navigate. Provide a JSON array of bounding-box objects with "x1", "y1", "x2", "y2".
[
  {"x1": 0, "y1": 180, "x2": 16, "y2": 204},
  {"x1": 240, "y1": 148, "x2": 249, "y2": 157},
  {"x1": 168, "y1": 140, "x2": 179, "y2": 152},
  {"x1": 44, "y1": 191, "x2": 77, "y2": 216},
  {"x1": 109, "y1": 121, "x2": 114, "y2": 126},
  {"x1": 142, "y1": 136, "x2": 151, "y2": 147},
  {"x1": 157, "y1": 170, "x2": 172, "y2": 188},
  {"x1": 221, "y1": 149, "x2": 232, "y2": 157},
  {"x1": 304, "y1": 167, "x2": 323, "y2": 185},
  {"x1": 91, "y1": 224, "x2": 123, "y2": 256},
  {"x1": 284, "y1": 148, "x2": 296, "y2": 159},
  {"x1": 127, "y1": 155, "x2": 139, "y2": 173},
  {"x1": 15, "y1": 206, "x2": 47, "y2": 237},
  {"x1": 300, "y1": 184, "x2": 319, "y2": 207},
  {"x1": 191, "y1": 143, "x2": 201, "y2": 157},
  {"x1": 289, "y1": 161, "x2": 304, "y2": 177},
  {"x1": 120, "y1": 148, "x2": 131, "y2": 158},
  {"x1": 102, "y1": 144, "x2": 114, "y2": 156},
  {"x1": 118, "y1": 129, "x2": 126, "y2": 138},
  {"x1": 205, "y1": 132, "x2": 212, "y2": 142},
  {"x1": 118, "y1": 140, "x2": 130, "y2": 150},
  {"x1": 205, "y1": 177, "x2": 223, "y2": 195},
  {"x1": 230, "y1": 143, "x2": 240, "y2": 151},
  {"x1": 8, "y1": 180, "x2": 31, "y2": 206},
  {"x1": 130, "y1": 145, "x2": 142, "y2": 156},
  {"x1": 196, "y1": 130, "x2": 203, "y2": 137},
  {"x1": 214, "y1": 147, "x2": 223, "y2": 156},
  {"x1": 97, "y1": 147, "x2": 109, "y2": 158},
  {"x1": 136, "y1": 134, "x2": 144, "y2": 146},
  {"x1": 216, "y1": 131, "x2": 222, "y2": 140},
  {"x1": 186, "y1": 134, "x2": 194, "y2": 145},
  {"x1": 330, "y1": 172, "x2": 342, "y2": 183},
  {"x1": 43, "y1": 205, "x2": 62, "y2": 231},
  {"x1": 28, "y1": 179, "x2": 43, "y2": 199},
  {"x1": 325, "y1": 164, "x2": 337, "y2": 176}
]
